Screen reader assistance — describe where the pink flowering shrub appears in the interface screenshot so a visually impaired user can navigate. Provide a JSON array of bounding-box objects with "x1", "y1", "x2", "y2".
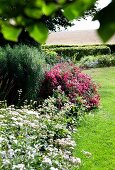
[{"x1": 40, "y1": 62, "x2": 100, "y2": 110}]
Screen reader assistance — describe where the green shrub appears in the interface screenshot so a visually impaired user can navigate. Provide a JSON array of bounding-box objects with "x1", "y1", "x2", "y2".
[
  {"x1": 78, "y1": 54, "x2": 115, "y2": 68},
  {"x1": 48, "y1": 46, "x2": 111, "y2": 61},
  {"x1": 0, "y1": 44, "x2": 47, "y2": 105},
  {"x1": 97, "y1": 54, "x2": 115, "y2": 67},
  {"x1": 43, "y1": 49, "x2": 63, "y2": 65},
  {"x1": 0, "y1": 47, "x2": 7, "y2": 72},
  {"x1": 78, "y1": 56, "x2": 98, "y2": 68}
]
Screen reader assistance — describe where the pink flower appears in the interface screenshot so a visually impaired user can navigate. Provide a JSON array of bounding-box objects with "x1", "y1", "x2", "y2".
[{"x1": 40, "y1": 62, "x2": 100, "y2": 110}]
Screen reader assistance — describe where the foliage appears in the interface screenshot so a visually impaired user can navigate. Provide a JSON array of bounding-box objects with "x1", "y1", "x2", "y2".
[
  {"x1": 43, "y1": 50, "x2": 63, "y2": 65},
  {"x1": 0, "y1": 44, "x2": 47, "y2": 105},
  {"x1": 78, "y1": 54, "x2": 115, "y2": 68},
  {"x1": 0, "y1": 97, "x2": 81, "y2": 170},
  {"x1": 40, "y1": 62, "x2": 100, "y2": 110},
  {"x1": 41, "y1": 10, "x2": 73, "y2": 32},
  {"x1": 0, "y1": 0, "x2": 114, "y2": 43},
  {"x1": 47, "y1": 46, "x2": 111, "y2": 61}
]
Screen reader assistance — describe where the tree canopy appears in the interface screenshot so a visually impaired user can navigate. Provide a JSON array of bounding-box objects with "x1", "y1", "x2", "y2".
[{"x1": 0, "y1": 0, "x2": 114, "y2": 43}]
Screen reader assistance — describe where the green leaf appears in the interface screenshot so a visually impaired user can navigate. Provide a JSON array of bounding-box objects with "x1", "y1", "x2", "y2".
[
  {"x1": 58, "y1": 0, "x2": 66, "y2": 4},
  {"x1": 63, "y1": 0, "x2": 96, "y2": 20},
  {"x1": 1, "y1": 24, "x2": 22, "y2": 42},
  {"x1": 34, "y1": 0, "x2": 44, "y2": 7},
  {"x1": 28, "y1": 23, "x2": 48, "y2": 44},
  {"x1": 63, "y1": 2, "x2": 80, "y2": 20},
  {"x1": 42, "y1": 3, "x2": 58, "y2": 16},
  {"x1": 25, "y1": 8, "x2": 42, "y2": 19},
  {"x1": 16, "y1": 16, "x2": 26, "y2": 26},
  {"x1": 94, "y1": 1, "x2": 115, "y2": 42},
  {"x1": 97, "y1": 24, "x2": 115, "y2": 43}
]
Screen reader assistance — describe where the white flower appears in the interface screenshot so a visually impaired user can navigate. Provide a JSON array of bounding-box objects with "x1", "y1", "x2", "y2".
[
  {"x1": 50, "y1": 167, "x2": 58, "y2": 170},
  {"x1": 28, "y1": 122, "x2": 37, "y2": 128},
  {"x1": 13, "y1": 140, "x2": 18, "y2": 144},
  {"x1": 9, "y1": 135, "x2": 15, "y2": 140},
  {"x1": 10, "y1": 111, "x2": 19, "y2": 115},
  {"x1": 14, "y1": 122, "x2": 23, "y2": 127},
  {"x1": 3, "y1": 159, "x2": 10, "y2": 165},
  {"x1": 1, "y1": 151, "x2": 6, "y2": 158},
  {"x1": 70, "y1": 157, "x2": 81, "y2": 165},
  {"x1": 0, "y1": 115, "x2": 4, "y2": 118},
  {"x1": 8, "y1": 149, "x2": 14, "y2": 158},
  {"x1": 14, "y1": 149, "x2": 21, "y2": 154},
  {"x1": 56, "y1": 138, "x2": 76, "y2": 147},
  {"x1": 26, "y1": 110, "x2": 37, "y2": 115},
  {"x1": 17, "y1": 117, "x2": 23, "y2": 121},
  {"x1": 63, "y1": 154, "x2": 70, "y2": 160},
  {"x1": 12, "y1": 164, "x2": 25, "y2": 170},
  {"x1": 22, "y1": 120, "x2": 30, "y2": 124},
  {"x1": 82, "y1": 150, "x2": 92, "y2": 157},
  {"x1": 42, "y1": 157, "x2": 52, "y2": 165},
  {"x1": 57, "y1": 85, "x2": 62, "y2": 91},
  {"x1": 0, "y1": 137, "x2": 5, "y2": 143},
  {"x1": 11, "y1": 117, "x2": 18, "y2": 121}
]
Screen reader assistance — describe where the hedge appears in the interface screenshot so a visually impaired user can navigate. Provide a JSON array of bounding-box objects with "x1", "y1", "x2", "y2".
[
  {"x1": 42, "y1": 44, "x2": 79, "y2": 49},
  {"x1": 47, "y1": 46, "x2": 111, "y2": 61}
]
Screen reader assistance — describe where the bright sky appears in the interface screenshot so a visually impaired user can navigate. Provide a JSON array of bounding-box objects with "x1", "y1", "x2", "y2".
[{"x1": 66, "y1": 0, "x2": 112, "y2": 31}]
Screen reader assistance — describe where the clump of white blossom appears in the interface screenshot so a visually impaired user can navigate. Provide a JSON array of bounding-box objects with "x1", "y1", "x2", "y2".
[{"x1": 0, "y1": 97, "x2": 81, "y2": 169}]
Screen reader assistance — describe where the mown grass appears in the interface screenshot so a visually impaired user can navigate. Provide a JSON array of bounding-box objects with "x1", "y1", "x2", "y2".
[{"x1": 73, "y1": 67, "x2": 115, "y2": 170}]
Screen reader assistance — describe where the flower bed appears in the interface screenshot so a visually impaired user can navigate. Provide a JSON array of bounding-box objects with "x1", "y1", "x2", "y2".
[{"x1": 0, "y1": 97, "x2": 81, "y2": 170}]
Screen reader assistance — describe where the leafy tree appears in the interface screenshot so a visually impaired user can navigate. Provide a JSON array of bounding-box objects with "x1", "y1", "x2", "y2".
[{"x1": 0, "y1": 0, "x2": 114, "y2": 43}]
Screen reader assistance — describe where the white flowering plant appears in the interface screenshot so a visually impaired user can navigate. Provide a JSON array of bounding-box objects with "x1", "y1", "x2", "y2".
[{"x1": 0, "y1": 96, "x2": 81, "y2": 170}]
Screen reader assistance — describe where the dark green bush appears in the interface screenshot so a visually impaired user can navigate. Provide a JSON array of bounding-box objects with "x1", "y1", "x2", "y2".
[
  {"x1": 0, "y1": 47, "x2": 7, "y2": 72},
  {"x1": 78, "y1": 54, "x2": 115, "y2": 68},
  {"x1": 50, "y1": 46, "x2": 111, "y2": 61},
  {"x1": 107, "y1": 44, "x2": 115, "y2": 54},
  {"x1": 0, "y1": 44, "x2": 47, "y2": 105}
]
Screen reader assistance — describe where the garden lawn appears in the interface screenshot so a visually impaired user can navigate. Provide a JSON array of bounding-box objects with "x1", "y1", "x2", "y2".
[{"x1": 74, "y1": 67, "x2": 115, "y2": 170}]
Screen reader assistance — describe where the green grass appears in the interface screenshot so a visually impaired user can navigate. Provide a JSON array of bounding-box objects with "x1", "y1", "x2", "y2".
[{"x1": 74, "y1": 67, "x2": 115, "y2": 170}]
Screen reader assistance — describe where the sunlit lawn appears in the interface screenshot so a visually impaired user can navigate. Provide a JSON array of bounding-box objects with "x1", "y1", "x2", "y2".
[{"x1": 73, "y1": 67, "x2": 115, "y2": 170}]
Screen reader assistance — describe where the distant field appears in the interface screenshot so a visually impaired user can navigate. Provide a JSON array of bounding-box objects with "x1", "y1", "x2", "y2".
[{"x1": 46, "y1": 30, "x2": 115, "y2": 45}]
